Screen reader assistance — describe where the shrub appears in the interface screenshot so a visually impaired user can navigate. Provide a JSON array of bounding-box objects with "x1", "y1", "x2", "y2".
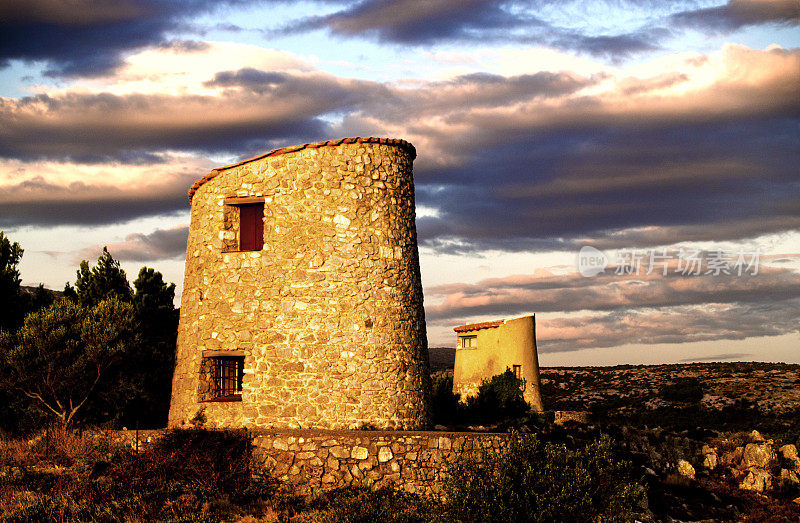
[
  {"x1": 661, "y1": 377, "x2": 704, "y2": 403},
  {"x1": 108, "y1": 429, "x2": 265, "y2": 500},
  {"x1": 431, "y1": 372, "x2": 461, "y2": 425},
  {"x1": 312, "y1": 486, "x2": 445, "y2": 523},
  {"x1": 465, "y1": 368, "x2": 529, "y2": 424},
  {"x1": 444, "y1": 432, "x2": 646, "y2": 522},
  {"x1": 778, "y1": 417, "x2": 800, "y2": 449},
  {"x1": 0, "y1": 429, "x2": 278, "y2": 522}
]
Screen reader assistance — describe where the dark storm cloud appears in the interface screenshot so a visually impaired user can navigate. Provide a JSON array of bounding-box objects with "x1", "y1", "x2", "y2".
[
  {"x1": 313, "y1": 0, "x2": 533, "y2": 42},
  {"x1": 413, "y1": 117, "x2": 800, "y2": 253},
  {"x1": 78, "y1": 225, "x2": 189, "y2": 262},
  {"x1": 205, "y1": 68, "x2": 291, "y2": 89},
  {"x1": 278, "y1": 0, "x2": 795, "y2": 59},
  {"x1": 671, "y1": 0, "x2": 799, "y2": 32},
  {"x1": 279, "y1": 0, "x2": 661, "y2": 58},
  {"x1": 1, "y1": 68, "x2": 583, "y2": 162},
  {"x1": 0, "y1": 77, "x2": 372, "y2": 161},
  {"x1": 0, "y1": 172, "x2": 195, "y2": 227},
  {"x1": 0, "y1": 0, "x2": 268, "y2": 76}
]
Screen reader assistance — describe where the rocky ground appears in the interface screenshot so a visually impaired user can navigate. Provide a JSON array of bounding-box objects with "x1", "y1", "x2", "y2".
[
  {"x1": 539, "y1": 362, "x2": 800, "y2": 419},
  {"x1": 538, "y1": 362, "x2": 800, "y2": 522},
  {"x1": 427, "y1": 354, "x2": 800, "y2": 521}
]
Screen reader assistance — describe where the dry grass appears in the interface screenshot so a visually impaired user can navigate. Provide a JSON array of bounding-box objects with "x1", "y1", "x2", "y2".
[{"x1": 0, "y1": 425, "x2": 112, "y2": 469}]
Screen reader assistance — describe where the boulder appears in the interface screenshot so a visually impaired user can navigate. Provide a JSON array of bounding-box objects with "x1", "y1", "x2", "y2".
[
  {"x1": 741, "y1": 443, "x2": 775, "y2": 469},
  {"x1": 780, "y1": 468, "x2": 800, "y2": 486},
  {"x1": 780, "y1": 444, "x2": 798, "y2": 460},
  {"x1": 677, "y1": 460, "x2": 695, "y2": 479},
  {"x1": 701, "y1": 444, "x2": 717, "y2": 470},
  {"x1": 722, "y1": 446, "x2": 744, "y2": 466},
  {"x1": 749, "y1": 430, "x2": 766, "y2": 443},
  {"x1": 779, "y1": 444, "x2": 800, "y2": 471},
  {"x1": 740, "y1": 468, "x2": 772, "y2": 492}
]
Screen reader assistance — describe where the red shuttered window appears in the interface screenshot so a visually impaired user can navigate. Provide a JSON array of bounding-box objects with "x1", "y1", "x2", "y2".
[{"x1": 239, "y1": 203, "x2": 264, "y2": 251}]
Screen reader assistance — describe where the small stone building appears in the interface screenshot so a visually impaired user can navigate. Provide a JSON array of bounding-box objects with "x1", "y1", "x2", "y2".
[
  {"x1": 452, "y1": 315, "x2": 544, "y2": 410},
  {"x1": 168, "y1": 137, "x2": 432, "y2": 430}
]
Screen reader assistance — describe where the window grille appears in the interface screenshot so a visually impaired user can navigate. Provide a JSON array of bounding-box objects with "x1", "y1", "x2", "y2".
[{"x1": 210, "y1": 357, "x2": 244, "y2": 399}]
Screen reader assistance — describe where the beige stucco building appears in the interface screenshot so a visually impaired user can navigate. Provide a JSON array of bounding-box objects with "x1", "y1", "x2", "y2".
[
  {"x1": 452, "y1": 315, "x2": 544, "y2": 411},
  {"x1": 168, "y1": 137, "x2": 432, "y2": 430}
]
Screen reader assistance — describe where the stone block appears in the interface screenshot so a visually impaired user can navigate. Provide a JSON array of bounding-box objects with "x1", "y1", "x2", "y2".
[
  {"x1": 352, "y1": 446, "x2": 369, "y2": 460},
  {"x1": 329, "y1": 445, "x2": 350, "y2": 459},
  {"x1": 378, "y1": 447, "x2": 393, "y2": 462}
]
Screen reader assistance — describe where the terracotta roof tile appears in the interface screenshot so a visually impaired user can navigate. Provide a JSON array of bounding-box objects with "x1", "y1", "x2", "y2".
[
  {"x1": 188, "y1": 137, "x2": 416, "y2": 201},
  {"x1": 453, "y1": 320, "x2": 504, "y2": 333}
]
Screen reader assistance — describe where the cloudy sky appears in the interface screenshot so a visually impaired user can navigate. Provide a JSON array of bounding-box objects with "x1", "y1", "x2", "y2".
[{"x1": 1, "y1": 0, "x2": 798, "y2": 365}]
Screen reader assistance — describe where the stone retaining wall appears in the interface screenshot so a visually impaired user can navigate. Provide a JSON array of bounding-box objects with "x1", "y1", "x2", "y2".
[
  {"x1": 110, "y1": 429, "x2": 509, "y2": 496},
  {"x1": 251, "y1": 429, "x2": 509, "y2": 495}
]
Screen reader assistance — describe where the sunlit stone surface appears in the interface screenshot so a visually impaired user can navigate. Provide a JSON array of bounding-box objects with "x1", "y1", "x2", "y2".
[{"x1": 168, "y1": 138, "x2": 432, "y2": 429}]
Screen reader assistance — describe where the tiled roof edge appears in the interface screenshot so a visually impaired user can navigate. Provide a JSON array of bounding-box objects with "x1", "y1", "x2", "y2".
[
  {"x1": 188, "y1": 137, "x2": 416, "y2": 201},
  {"x1": 454, "y1": 320, "x2": 505, "y2": 333}
]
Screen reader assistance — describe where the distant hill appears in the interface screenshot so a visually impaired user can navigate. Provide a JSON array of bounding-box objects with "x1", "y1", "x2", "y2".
[
  {"x1": 428, "y1": 346, "x2": 455, "y2": 373},
  {"x1": 21, "y1": 285, "x2": 63, "y2": 296}
]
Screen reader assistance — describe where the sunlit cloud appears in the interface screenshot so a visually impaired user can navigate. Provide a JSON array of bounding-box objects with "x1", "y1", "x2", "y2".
[
  {"x1": 77, "y1": 224, "x2": 189, "y2": 263},
  {"x1": 0, "y1": 155, "x2": 210, "y2": 226}
]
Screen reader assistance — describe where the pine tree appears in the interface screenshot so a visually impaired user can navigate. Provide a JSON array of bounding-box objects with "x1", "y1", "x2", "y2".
[
  {"x1": 0, "y1": 231, "x2": 24, "y2": 331},
  {"x1": 66, "y1": 247, "x2": 133, "y2": 307}
]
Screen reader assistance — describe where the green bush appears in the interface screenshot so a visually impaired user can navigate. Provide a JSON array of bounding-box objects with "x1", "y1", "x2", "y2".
[
  {"x1": 444, "y1": 432, "x2": 646, "y2": 522},
  {"x1": 431, "y1": 372, "x2": 461, "y2": 425},
  {"x1": 661, "y1": 377, "x2": 703, "y2": 403},
  {"x1": 465, "y1": 368, "x2": 529, "y2": 424}
]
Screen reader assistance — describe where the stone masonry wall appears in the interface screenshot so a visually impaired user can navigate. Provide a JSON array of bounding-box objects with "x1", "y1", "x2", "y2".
[
  {"x1": 168, "y1": 138, "x2": 431, "y2": 430},
  {"x1": 252, "y1": 430, "x2": 509, "y2": 496},
  {"x1": 108, "y1": 429, "x2": 509, "y2": 496}
]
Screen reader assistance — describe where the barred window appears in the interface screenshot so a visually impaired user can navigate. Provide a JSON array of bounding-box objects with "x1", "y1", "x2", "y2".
[
  {"x1": 200, "y1": 352, "x2": 244, "y2": 402},
  {"x1": 212, "y1": 357, "x2": 243, "y2": 399}
]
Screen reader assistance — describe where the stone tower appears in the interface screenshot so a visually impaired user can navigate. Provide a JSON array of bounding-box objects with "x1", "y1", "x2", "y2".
[
  {"x1": 452, "y1": 315, "x2": 544, "y2": 411},
  {"x1": 168, "y1": 137, "x2": 431, "y2": 430}
]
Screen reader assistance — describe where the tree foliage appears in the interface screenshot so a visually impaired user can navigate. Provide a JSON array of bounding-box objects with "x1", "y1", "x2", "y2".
[
  {"x1": 1, "y1": 242, "x2": 179, "y2": 432},
  {"x1": 0, "y1": 231, "x2": 25, "y2": 331},
  {"x1": 465, "y1": 367, "x2": 530, "y2": 423},
  {"x1": 1, "y1": 297, "x2": 139, "y2": 427},
  {"x1": 444, "y1": 432, "x2": 646, "y2": 522},
  {"x1": 431, "y1": 372, "x2": 461, "y2": 425},
  {"x1": 65, "y1": 247, "x2": 132, "y2": 307},
  {"x1": 110, "y1": 267, "x2": 178, "y2": 428}
]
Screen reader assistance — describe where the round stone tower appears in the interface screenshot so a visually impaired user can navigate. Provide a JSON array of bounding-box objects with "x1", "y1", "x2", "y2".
[{"x1": 168, "y1": 137, "x2": 432, "y2": 430}]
